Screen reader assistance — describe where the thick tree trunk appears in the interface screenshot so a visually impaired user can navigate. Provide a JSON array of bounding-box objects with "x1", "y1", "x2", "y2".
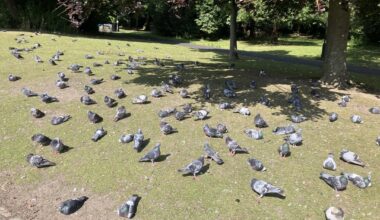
[
  {"x1": 3, "y1": 0, "x2": 18, "y2": 19},
  {"x1": 229, "y1": 0, "x2": 238, "y2": 60},
  {"x1": 322, "y1": 0, "x2": 350, "y2": 88}
]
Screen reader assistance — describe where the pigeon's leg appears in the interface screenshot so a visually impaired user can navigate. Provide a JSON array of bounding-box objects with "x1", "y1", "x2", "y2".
[
  {"x1": 151, "y1": 160, "x2": 155, "y2": 166},
  {"x1": 192, "y1": 174, "x2": 198, "y2": 180}
]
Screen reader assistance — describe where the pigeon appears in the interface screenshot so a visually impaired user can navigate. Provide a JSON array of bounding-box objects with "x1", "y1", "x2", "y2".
[
  {"x1": 174, "y1": 111, "x2": 187, "y2": 121},
  {"x1": 84, "y1": 54, "x2": 93, "y2": 59},
  {"x1": 286, "y1": 129, "x2": 303, "y2": 146},
  {"x1": 247, "y1": 158, "x2": 266, "y2": 171},
  {"x1": 40, "y1": 93, "x2": 58, "y2": 103},
  {"x1": 104, "y1": 96, "x2": 117, "y2": 107},
  {"x1": 233, "y1": 107, "x2": 250, "y2": 116},
  {"x1": 104, "y1": 60, "x2": 110, "y2": 64},
  {"x1": 8, "y1": 74, "x2": 21, "y2": 81},
  {"x1": 87, "y1": 111, "x2": 102, "y2": 123},
  {"x1": 329, "y1": 112, "x2": 338, "y2": 122},
  {"x1": 351, "y1": 115, "x2": 363, "y2": 124},
  {"x1": 250, "y1": 80, "x2": 257, "y2": 89},
  {"x1": 369, "y1": 107, "x2": 380, "y2": 114},
  {"x1": 325, "y1": 207, "x2": 344, "y2": 220},
  {"x1": 254, "y1": 114, "x2": 268, "y2": 128},
  {"x1": 117, "y1": 195, "x2": 139, "y2": 219},
  {"x1": 203, "y1": 124, "x2": 223, "y2": 138},
  {"x1": 110, "y1": 74, "x2": 120, "y2": 80},
  {"x1": 342, "y1": 172, "x2": 371, "y2": 189},
  {"x1": 51, "y1": 115, "x2": 71, "y2": 125},
  {"x1": 292, "y1": 96, "x2": 302, "y2": 111},
  {"x1": 22, "y1": 87, "x2": 38, "y2": 97},
  {"x1": 193, "y1": 110, "x2": 208, "y2": 120},
  {"x1": 91, "y1": 127, "x2": 107, "y2": 142},
  {"x1": 56, "y1": 80, "x2": 68, "y2": 89},
  {"x1": 320, "y1": 172, "x2": 348, "y2": 191},
  {"x1": 168, "y1": 74, "x2": 183, "y2": 86},
  {"x1": 161, "y1": 82, "x2": 173, "y2": 94},
  {"x1": 338, "y1": 100, "x2": 347, "y2": 107},
  {"x1": 259, "y1": 69, "x2": 266, "y2": 77},
  {"x1": 11, "y1": 51, "x2": 23, "y2": 59},
  {"x1": 204, "y1": 143, "x2": 223, "y2": 165},
  {"x1": 291, "y1": 84, "x2": 299, "y2": 94},
  {"x1": 342, "y1": 95, "x2": 350, "y2": 102},
  {"x1": 139, "y1": 143, "x2": 161, "y2": 164},
  {"x1": 225, "y1": 136, "x2": 248, "y2": 155},
  {"x1": 132, "y1": 95, "x2": 148, "y2": 104},
  {"x1": 323, "y1": 153, "x2": 337, "y2": 171},
  {"x1": 30, "y1": 108, "x2": 44, "y2": 118},
  {"x1": 377, "y1": 136, "x2": 380, "y2": 146},
  {"x1": 151, "y1": 88, "x2": 163, "y2": 98},
  {"x1": 310, "y1": 88, "x2": 321, "y2": 98},
  {"x1": 52, "y1": 53, "x2": 60, "y2": 61},
  {"x1": 114, "y1": 88, "x2": 126, "y2": 99},
  {"x1": 182, "y1": 103, "x2": 193, "y2": 113},
  {"x1": 90, "y1": 78, "x2": 103, "y2": 85},
  {"x1": 225, "y1": 80, "x2": 237, "y2": 90},
  {"x1": 278, "y1": 142, "x2": 290, "y2": 157},
  {"x1": 114, "y1": 106, "x2": 128, "y2": 122},
  {"x1": 177, "y1": 156, "x2": 205, "y2": 178},
  {"x1": 119, "y1": 134, "x2": 134, "y2": 144},
  {"x1": 258, "y1": 96, "x2": 270, "y2": 107},
  {"x1": 223, "y1": 88, "x2": 236, "y2": 98},
  {"x1": 244, "y1": 129, "x2": 263, "y2": 140},
  {"x1": 48, "y1": 59, "x2": 57, "y2": 65},
  {"x1": 203, "y1": 84, "x2": 211, "y2": 99},
  {"x1": 57, "y1": 72, "x2": 67, "y2": 81},
  {"x1": 219, "y1": 102, "x2": 234, "y2": 110},
  {"x1": 84, "y1": 67, "x2": 92, "y2": 75},
  {"x1": 216, "y1": 123, "x2": 228, "y2": 133},
  {"x1": 251, "y1": 178, "x2": 284, "y2": 198},
  {"x1": 80, "y1": 96, "x2": 96, "y2": 105},
  {"x1": 179, "y1": 89, "x2": 189, "y2": 98},
  {"x1": 158, "y1": 108, "x2": 176, "y2": 118},
  {"x1": 290, "y1": 114, "x2": 306, "y2": 123},
  {"x1": 31, "y1": 133, "x2": 51, "y2": 146},
  {"x1": 133, "y1": 129, "x2": 144, "y2": 151},
  {"x1": 340, "y1": 149, "x2": 365, "y2": 167},
  {"x1": 26, "y1": 153, "x2": 55, "y2": 168},
  {"x1": 59, "y1": 196, "x2": 88, "y2": 215},
  {"x1": 160, "y1": 121, "x2": 176, "y2": 135},
  {"x1": 50, "y1": 138, "x2": 65, "y2": 153},
  {"x1": 272, "y1": 125, "x2": 295, "y2": 135},
  {"x1": 84, "y1": 85, "x2": 95, "y2": 94}
]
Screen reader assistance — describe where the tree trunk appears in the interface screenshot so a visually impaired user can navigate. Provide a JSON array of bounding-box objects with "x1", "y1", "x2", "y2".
[
  {"x1": 322, "y1": 0, "x2": 350, "y2": 88},
  {"x1": 229, "y1": 0, "x2": 238, "y2": 60},
  {"x1": 3, "y1": 0, "x2": 18, "y2": 20},
  {"x1": 270, "y1": 21, "x2": 278, "y2": 44}
]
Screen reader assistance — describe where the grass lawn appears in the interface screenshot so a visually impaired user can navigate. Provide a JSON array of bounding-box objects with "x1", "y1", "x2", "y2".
[{"x1": 0, "y1": 30, "x2": 379, "y2": 219}]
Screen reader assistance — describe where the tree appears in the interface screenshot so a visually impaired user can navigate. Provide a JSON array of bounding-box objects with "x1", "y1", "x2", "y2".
[{"x1": 229, "y1": 0, "x2": 239, "y2": 60}]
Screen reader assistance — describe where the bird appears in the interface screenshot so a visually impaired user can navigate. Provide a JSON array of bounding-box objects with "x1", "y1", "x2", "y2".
[
  {"x1": 22, "y1": 87, "x2": 38, "y2": 97},
  {"x1": 160, "y1": 121, "x2": 176, "y2": 135},
  {"x1": 56, "y1": 80, "x2": 68, "y2": 89},
  {"x1": 250, "y1": 80, "x2": 257, "y2": 89},
  {"x1": 161, "y1": 82, "x2": 173, "y2": 94},
  {"x1": 182, "y1": 103, "x2": 193, "y2": 113},
  {"x1": 114, "y1": 88, "x2": 126, "y2": 99},
  {"x1": 50, "y1": 138, "x2": 65, "y2": 153},
  {"x1": 203, "y1": 84, "x2": 211, "y2": 99},
  {"x1": 310, "y1": 88, "x2": 321, "y2": 98},
  {"x1": 84, "y1": 54, "x2": 94, "y2": 59},
  {"x1": 377, "y1": 136, "x2": 380, "y2": 146},
  {"x1": 342, "y1": 172, "x2": 371, "y2": 189},
  {"x1": 59, "y1": 196, "x2": 88, "y2": 215},
  {"x1": 40, "y1": 93, "x2": 58, "y2": 103},
  {"x1": 272, "y1": 125, "x2": 295, "y2": 135},
  {"x1": 342, "y1": 95, "x2": 350, "y2": 102},
  {"x1": 91, "y1": 127, "x2": 107, "y2": 142},
  {"x1": 11, "y1": 51, "x2": 23, "y2": 59},
  {"x1": 30, "y1": 108, "x2": 44, "y2": 118},
  {"x1": 278, "y1": 142, "x2": 290, "y2": 157},
  {"x1": 179, "y1": 89, "x2": 189, "y2": 98},
  {"x1": 174, "y1": 111, "x2": 187, "y2": 121},
  {"x1": 259, "y1": 69, "x2": 266, "y2": 77},
  {"x1": 225, "y1": 80, "x2": 237, "y2": 90},
  {"x1": 291, "y1": 84, "x2": 299, "y2": 94},
  {"x1": 132, "y1": 95, "x2": 148, "y2": 104},
  {"x1": 251, "y1": 178, "x2": 284, "y2": 198},
  {"x1": 57, "y1": 72, "x2": 67, "y2": 81},
  {"x1": 80, "y1": 96, "x2": 96, "y2": 105},
  {"x1": 254, "y1": 114, "x2": 268, "y2": 128},
  {"x1": 84, "y1": 67, "x2": 93, "y2": 75},
  {"x1": 90, "y1": 78, "x2": 103, "y2": 85},
  {"x1": 114, "y1": 106, "x2": 128, "y2": 122},
  {"x1": 258, "y1": 96, "x2": 271, "y2": 107},
  {"x1": 285, "y1": 129, "x2": 303, "y2": 146},
  {"x1": 340, "y1": 149, "x2": 365, "y2": 167},
  {"x1": 351, "y1": 115, "x2": 363, "y2": 124},
  {"x1": 323, "y1": 153, "x2": 337, "y2": 171},
  {"x1": 31, "y1": 133, "x2": 51, "y2": 146},
  {"x1": 158, "y1": 108, "x2": 176, "y2": 118},
  {"x1": 139, "y1": 143, "x2": 161, "y2": 164},
  {"x1": 110, "y1": 74, "x2": 120, "y2": 80},
  {"x1": 104, "y1": 96, "x2": 117, "y2": 108},
  {"x1": 329, "y1": 112, "x2": 338, "y2": 122},
  {"x1": 290, "y1": 114, "x2": 306, "y2": 123},
  {"x1": 369, "y1": 107, "x2": 380, "y2": 114},
  {"x1": 216, "y1": 123, "x2": 228, "y2": 134},
  {"x1": 204, "y1": 143, "x2": 223, "y2": 165},
  {"x1": 133, "y1": 129, "x2": 144, "y2": 151},
  {"x1": 338, "y1": 100, "x2": 347, "y2": 107},
  {"x1": 325, "y1": 206, "x2": 344, "y2": 220},
  {"x1": 119, "y1": 134, "x2": 134, "y2": 144},
  {"x1": 51, "y1": 115, "x2": 71, "y2": 125},
  {"x1": 48, "y1": 59, "x2": 57, "y2": 65},
  {"x1": 26, "y1": 153, "x2": 55, "y2": 168},
  {"x1": 87, "y1": 111, "x2": 102, "y2": 123},
  {"x1": 203, "y1": 124, "x2": 223, "y2": 138},
  {"x1": 223, "y1": 88, "x2": 236, "y2": 98},
  {"x1": 151, "y1": 88, "x2": 163, "y2": 98},
  {"x1": 117, "y1": 195, "x2": 139, "y2": 219},
  {"x1": 320, "y1": 172, "x2": 348, "y2": 191},
  {"x1": 8, "y1": 74, "x2": 21, "y2": 81},
  {"x1": 225, "y1": 136, "x2": 248, "y2": 155},
  {"x1": 247, "y1": 158, "x2": 266, "y2": 171},
  {"x1": 244, "y1": 129, "x2": 263, "y2": 140},
  {"x1": 291, "y1": 95, "x2": 302, "y2": 111},
  {"x1": 168, "y1": 74, "x2": 183, "y2": 86},
  {"x1": 219, "y1": 102, "x2": 234, "y2": 110},
  {"x1": 177, "y1": 156, "x2": 205, "y2": 179},
  {"x1": 84, "y1": 85, "x2": 95, "y2": 94},
  {"x1": 233, "y1": 107, "x2": 250, "y2": 116},
  {"x1": 193, "y1": 110, "x2": 208, "y2": 120}
]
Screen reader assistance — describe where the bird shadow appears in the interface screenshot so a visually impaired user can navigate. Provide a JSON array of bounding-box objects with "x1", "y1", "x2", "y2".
[
  {"x1": 137, "y1": 138, "x2": 150, "y2": 153},
  {"x1": 264, "y1": 193, "x2": 286, "y2": 200},
  {"x1": 60, "y1": 145, "x2": 74, "y2": 154},
  {"x1": 155, "y1": 154, "x2": 171, "y2": 162}
]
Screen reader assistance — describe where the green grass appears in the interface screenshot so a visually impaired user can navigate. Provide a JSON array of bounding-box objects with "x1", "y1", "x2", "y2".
[{"x1": 0, "y1": 30, "x2": 380, "y2": 219}]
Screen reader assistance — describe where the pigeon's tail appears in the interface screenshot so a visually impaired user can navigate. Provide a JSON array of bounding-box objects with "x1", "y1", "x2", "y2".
[
  {"x1": 213, "y1": 157, "x2": 224, "y2": 165},
  {"x1": 319, "y1": 172, "x2": 331, "y2": 181},
  {"x1": 269, "y1": 187, "x2": 284, "y2": 197},
  {"x1": 138, "y1": 156, "x2": 150, "y2": 162},
  {"x1": 353, "y1": 159, "x2": 365, "y2": 167},
  {"x1": 77, "y1": 196, "x2": 89, "y2": 202},
  {"x1": 177, "y1": 168, "x2": 190, "y2": 174},
  {"x1": 39, "y1": 159, "x2": 56, "y2": 168},
  {"x1": 63, "y1": 115, "x2": 71, "y2": 122},
  {"x1": 237, "y1": 147, "x2": 249, "y2": 154}
]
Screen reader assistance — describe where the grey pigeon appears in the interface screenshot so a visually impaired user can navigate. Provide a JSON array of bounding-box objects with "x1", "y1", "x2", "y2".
[
  {"x1": 250, "y1": 80, "x2": 257, "y2": 89},
  {"x1": 247, "y1": 158, "x2": 266, "y2": 171},
  {"x1": 340, "y1": 149, "x2": 365, "y2": 167},
  {"x1": 203, "y1": 143, "x2": 223, "y2": 165},
  {"x1": 254, "y1": 114, "x2": 268, "y2": 128},
  {"x1": 377, "y1": 136, "x2": 380, "y2": 146},
  {"x1": 11, "y1": 50, "x2": 23, "y2": 59},
  {"x1": 8, "y1": 74, "x2": 21, "y2": 81},
  {"x1": 225, "y1": 80, "x2": 237, "y2": 90},
  {"x1": 91, "y1": 127, "x2": 107, "y2": 142},
  {"x1": 244, "y1": 129, "x2": 263, "y2": 140},
  {"x1": 323, "y1": 153, "x2": 337, "y2": 171},
  {"x1": 114, "y1": 106, "x2": 128, "y2": 122},
  {"x1": 139, "y1": 143, "x2": 161, "y2": 164},
  {"x1": 87, "y1": 111, "x2": 102, "y2": 123},
  {"x1": 158, "y1": 108, "x2": 176, "y2": 118},
  {"x1": 151, "y1": 88, "x2": 163, "y2": 98},
  {"x1": 174, "y1": 111, "x2": 187, "y2": 121},
  {"x1": 225, "y1": 136, "x2": 248, "y2": 155},
  {"x1": 119, "y1": 134, "x2": 134, "y2": 144},
  {"x1": 272, "y1": 125, "x2": 295, "y2": 135},
  {"x1": 59, "y1": 196, "x2": 88, "y2": 215},
  {"x1": 30, "y1": 108, "x2": 44, "y2": 118},
  {"x1": 203, "y1": 84, "x2": 211, "y2": 99},
  {"x1": 84, "y1": 54, "x2": 93, "y2": 59},
  {"x1": 338, "y1": 100, "x2": 347, "y2": 107},
  {"x1": 177, "y1": 156, "x2": 205, "y2": 178},
  {"x1": 161, "y1": 82, "x2": 173, "y2": 94},
  {"x1": 160, "y1": 121, "x2": 176, "y2": 135},
  {"x1": 182, "y1": 103, "x2": 193, "y2": 113},
  {"x1": 26, "y1": 153, "x2": 55, "y2": 168},
  {"x1": 320, "y1": 172, "x2": 348, "y2": 191},
  {"x1": 168, "y1": 74, "x2": 183, "y2": 86},
  {"x1": 233, "y1": 107, "x2": 250, "y2": 116},
  {"x1": 369, "y1": 107, "x2": 380, "y2": 114},
  {"x1": 342, "y1": 172, "x2": 371, "y2": 189},
  {"x1": 51, "y1": 115, "x2": 71, "y2": 125},
  {"x1": 56, "y1": 80, "x2": 68, "y2": 89},
  {"x1": 84, "y1": 67, "x2": 93, "y2": 75},
  {"x1": 117, "y1": 195, "x2": 139, "y2": 219},
  {"x1": 80, "y1": 96, "x2": 96, "y2": 105},
  {"x1": 291, "y1": 84, "x2": 299, "y2": 94},
  {"x1": 132, "y1": 95, "x2": 148, "y2": 104},
  {"x1": 50, "y1": 138, "x2": 65, "y2": 153},
  {"x1": 179, "y1": 89, "x2": 189, "y2": 98},
  {"x1": 278, "y1": 142, "x2": 290, "y2": 157},
  {"x1": 84, "y1": 85, "x2": 95, "y2": 94},
  {"x1": 193, "y1": 110, "x2": 208, "y2": 120},
  {"x1": 251, "y1": 178, "x2": 285, "y2": 198},
  {"x1": 290, "y1": 114, "x2": 306, "y2": 123},
  {"x1": 203, "y1": 124, "x2": 223, "y2": 138},
  {"x1": 286, "y1": 129, "x2": 302, "y2": 146},
  {"x1": 329, "y1": 112, "x2": 338, "y2": 122},
  {"x1": 48, "y1": 59, "x2": 57, "y2": 65},
  {"x1": 351, "y1": 115, "x2": 363, "y2": 124},
  {"x1": 22, "y1": 87, "x2": 38, "y2": 97},
  {"x1": 219, "y1": 102, "x2": 234, "y2": 110},
  {"x1": 114, "y1": 88, "x2": 126, "y2": 99},
  {"x1": 133, "y1": 129, "x2": 144, "y2": 151},
  {"x1": 57, "y1": 72, "x2": 67, "y2": 81},
  {"x1": 291, "y1": 95, "x2": 302, "y2": 111},
  {"x1": 40, "y1": 93, "x2": 58, "y2": 103},
  {"x1": 342, "y1": 95, "x2": 350, "y2": 102},
  {"x1": 258, "y1": 96, "x2": 271, "y2": 107},
  {"x1": 104, "y1": 96, "x2": 117, "y2": 108},
  {"x1": 31, "y1": 133, "x2": 51, "y2": 146},
  {"x1": 216, "y1": 123, "x2": 228, "y2": 134},
  {"x1": 223, "y1": 88, "x2": 236, "y2": 98},
  {"x1": 325, "y1": 207, "x2": 344, "y2": 220},
  {"x1": 110, "y1": 74, "x2": 120, "y2": 80},
  {"x1": 90, "y1": 78, "x2": 103, "y2": 85}
]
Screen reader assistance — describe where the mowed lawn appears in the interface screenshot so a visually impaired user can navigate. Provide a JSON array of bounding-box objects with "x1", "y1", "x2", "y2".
[{"x1": 0, "y1": 30, "x2": 379, "y2": 219}]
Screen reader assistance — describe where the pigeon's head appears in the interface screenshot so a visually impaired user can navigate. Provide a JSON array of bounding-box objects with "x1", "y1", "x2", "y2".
[
  {"x1": 198, "y1": 156, "x2": 205, "y2": 164},
  {"x1": 328, "y1": 153, "x2": 334, "y2": 158},
  {"x1": 225, "y1": 136, "x2": 232, "y2": 144},
  {"x1": 26, "y1": 153, "x2": 34, "y2": 162},
  {"x1": 339, "y1": 175, "x2": 349, "y2": 185}
]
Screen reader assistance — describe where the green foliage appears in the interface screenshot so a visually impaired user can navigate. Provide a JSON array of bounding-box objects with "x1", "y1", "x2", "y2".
[
  {"x1": 353, "y1": 0, "x2": 380, "y2": 44},
  {"x1": 195, "y1": 0, "x2": 228, "y2": 37}
]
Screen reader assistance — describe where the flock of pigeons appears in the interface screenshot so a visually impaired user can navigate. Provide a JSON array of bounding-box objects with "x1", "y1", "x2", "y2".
[{"x1": 6, "y1": 32, "x2": 380, "y2": 220}]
